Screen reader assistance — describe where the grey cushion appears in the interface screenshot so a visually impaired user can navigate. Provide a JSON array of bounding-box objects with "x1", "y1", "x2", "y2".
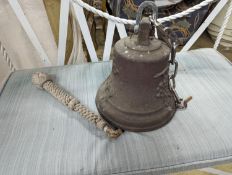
[{"x1": 0, "y1": 48, "x2": 232, "y2": 175}]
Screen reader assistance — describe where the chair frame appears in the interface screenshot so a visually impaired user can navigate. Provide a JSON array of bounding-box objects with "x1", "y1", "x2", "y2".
[
  {"x1": 57, "y1": 0, "x2": 230, "y2": 64},
  {"x1": 4, "y1": 0, "x2": 232, "y2": 65}
]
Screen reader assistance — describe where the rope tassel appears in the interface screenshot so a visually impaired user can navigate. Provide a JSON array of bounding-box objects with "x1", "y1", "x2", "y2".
[{"x1": 32, "y1": 72, "x2": 123, "y2": 138}]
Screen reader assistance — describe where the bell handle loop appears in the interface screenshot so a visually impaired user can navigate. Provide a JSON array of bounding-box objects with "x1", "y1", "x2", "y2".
[
  {"x1": 134, "y1": 1, "x2": 158, "y2": 33},
  {"x1": 134, "y1": 1, "x2": 178, "y2": 63}
]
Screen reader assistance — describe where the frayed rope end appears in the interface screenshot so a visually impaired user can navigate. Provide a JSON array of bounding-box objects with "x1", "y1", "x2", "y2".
[{"x1": 32, "y1": 72, "x2": 52, "y2": 89}]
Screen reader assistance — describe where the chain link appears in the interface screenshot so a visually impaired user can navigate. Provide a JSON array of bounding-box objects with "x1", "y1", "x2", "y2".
[{"x1": 148, "y1": 17, "x2": 191, "y2": 108}]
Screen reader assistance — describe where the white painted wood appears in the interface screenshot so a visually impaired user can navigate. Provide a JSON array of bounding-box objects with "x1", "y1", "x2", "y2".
[
  {"x1": 181, "y1": 0, "x2": 229, "y2": 52},
  {"x1": 116, "y1": 23, "x2": 128, "y2": 38},
  {"x1": 72, "y1": 3, "x2": 98, "y2": 62},
  {"x1": 68, "y1": 9, "x2": 87, "y2": 64},
  {"x1": 103, "y1": 21, "x2": 116, "y2": 61},
  {"x1": 8, "y1": 0, "x2": 51, "y2": 66},
  {"x1": 57, "y1": 0, "x2": 70, "y2": 65}
]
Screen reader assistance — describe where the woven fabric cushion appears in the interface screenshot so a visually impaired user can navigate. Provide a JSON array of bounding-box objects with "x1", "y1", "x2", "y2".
[{"x1": 0, "y1": 48, "x2": 232, "y2": 175}]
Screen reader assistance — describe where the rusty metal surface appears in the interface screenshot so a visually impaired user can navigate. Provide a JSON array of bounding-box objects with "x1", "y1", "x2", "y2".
[{"x1": 96, "y1": 15, "x2": 177, "y2": 131}]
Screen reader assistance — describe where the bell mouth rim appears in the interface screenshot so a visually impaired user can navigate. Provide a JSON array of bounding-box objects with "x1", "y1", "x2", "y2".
[
  {"x1": 97, "y1": 99, "x2": 175, "y2": 123},
  {"x1": 96, "y1": 91, "x2": 176, "y2": 132},
  {"x1": 98, "y1": 107, "x2": 176, "y2": 132},
  {"x1": 106, "y1": 98, "x2": 174, "y2": 115}
]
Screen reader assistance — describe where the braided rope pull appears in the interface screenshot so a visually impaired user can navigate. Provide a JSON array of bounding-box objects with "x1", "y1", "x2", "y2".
[{"x1": 32, "y1": 72, "x2": 123, "y2": 138}]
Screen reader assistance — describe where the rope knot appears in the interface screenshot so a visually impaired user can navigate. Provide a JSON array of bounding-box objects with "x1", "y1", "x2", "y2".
[
  {"x1": 68, "y1": 98, "x2": 79, "y2": 110},
  {"x1": 32, "y1": 72, "x2": 52, "y2": 89},
  {"x1": 104, "y1": 126, "x2": 123, "y2": 138},
  {"x1": 96, "y1": 120, "x2": 107, "y2": 130}
]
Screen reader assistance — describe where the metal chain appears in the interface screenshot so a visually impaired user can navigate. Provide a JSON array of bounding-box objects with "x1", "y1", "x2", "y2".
[{"x1": 149, "y1": 18, "x2": 192, "y2": 109}]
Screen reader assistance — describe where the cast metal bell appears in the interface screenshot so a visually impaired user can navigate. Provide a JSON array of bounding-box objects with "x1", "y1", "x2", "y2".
[{"x1": 96, "y1": 2, "x2": 179, "y2": 132}]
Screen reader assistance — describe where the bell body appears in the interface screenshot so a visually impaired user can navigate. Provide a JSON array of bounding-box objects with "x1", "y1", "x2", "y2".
[{"x1": 95, "y1": 18, "x2": 176, "y2": 132}]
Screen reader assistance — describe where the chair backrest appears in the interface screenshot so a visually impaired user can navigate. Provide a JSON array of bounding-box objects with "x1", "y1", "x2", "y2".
[
  {"x1": 56, "y1": 0, "x2": 231, "y2": 65},
  {"x1": 6, "y1": 0, "x2": 53, "y2": 66},
  {"x1": 1, "y1": 0, "x2": 232, "y2": 70}
]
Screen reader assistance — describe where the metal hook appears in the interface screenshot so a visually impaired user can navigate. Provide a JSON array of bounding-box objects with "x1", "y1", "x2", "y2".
[{"x1": 134, "y1": 1, "x2": 158, "y2": 33}]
